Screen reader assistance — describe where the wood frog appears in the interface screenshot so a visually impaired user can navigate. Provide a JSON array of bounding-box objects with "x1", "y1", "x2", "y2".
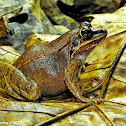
[{"x1": 0, "y1": 22, "x2": 107, "y2": 101}]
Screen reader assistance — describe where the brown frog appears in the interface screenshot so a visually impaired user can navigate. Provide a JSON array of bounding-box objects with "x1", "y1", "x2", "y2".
[{"x1": 0, "y1": 22, "x2": 107, "y2": 101}]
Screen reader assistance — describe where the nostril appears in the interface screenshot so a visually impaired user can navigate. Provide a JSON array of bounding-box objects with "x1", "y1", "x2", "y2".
[{"x1": 9, "y1": 13, "x2": 28, "y2": 24}]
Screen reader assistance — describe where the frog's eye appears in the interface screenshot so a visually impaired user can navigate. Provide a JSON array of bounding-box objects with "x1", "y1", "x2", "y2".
[{"x1": 80, "y1": 28, "x2": 93, "y2": 39}]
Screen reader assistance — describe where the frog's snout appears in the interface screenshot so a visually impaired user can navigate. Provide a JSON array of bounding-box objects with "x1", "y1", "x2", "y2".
[
  {"x1": 98, "y1": 28, "x2": 107, "y2": 34},
  {"x1": 91, "y1": 27, "x2": 107, "y2": 35}
]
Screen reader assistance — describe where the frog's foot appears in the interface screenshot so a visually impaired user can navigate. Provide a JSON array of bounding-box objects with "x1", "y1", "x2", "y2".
[
  {"x1": 0, "y1": 61, "x2": 41, "y2": 101},
  {"x1": 84, "y1": 58, "x2": 103, "y2": 67}
]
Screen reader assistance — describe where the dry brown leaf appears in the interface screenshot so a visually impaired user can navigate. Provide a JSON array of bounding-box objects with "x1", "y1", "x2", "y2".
[
  {"x1": 0, "y1": 46, "x2": 20, "y2": 64},
  {"x1": 88, "y1": 6, "x2": 126, "y2": 37},
  {"x1": 0, "y1": 17, "x2": 7, "y2": 38},
  {"x1": 105, "y1": 47, "x2": 126, "y2": 104},
  {"x1": 24, "y1": 34, "x2": 60, "y2": 47},
  {"x1": 0, "y1": 101, "x2": 126, "y2": 126}
]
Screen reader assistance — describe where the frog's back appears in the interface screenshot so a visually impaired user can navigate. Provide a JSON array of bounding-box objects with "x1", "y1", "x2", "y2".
[{"x1": 13, "y1": 28, "x2": 78, "y2": 69}]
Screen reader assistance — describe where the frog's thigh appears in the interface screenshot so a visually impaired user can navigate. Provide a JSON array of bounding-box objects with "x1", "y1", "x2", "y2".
[{"x1": 0, "y1": 61, "x2": 40, "y2": 100}]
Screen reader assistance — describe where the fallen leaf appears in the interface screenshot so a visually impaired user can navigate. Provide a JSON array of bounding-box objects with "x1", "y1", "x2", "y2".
[
  {"x1": 0, "y1": 46, "x2": 20, "y2": 64},
  {"x1": 88, "y1": 6, "x2": 126, "y2": 37},
  {"x1": 24, "y1": 34, "x2": 60, "y2": 47}
]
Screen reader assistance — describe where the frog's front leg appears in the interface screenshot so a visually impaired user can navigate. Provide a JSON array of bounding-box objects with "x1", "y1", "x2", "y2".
[
  {"x1": 65, "y1": 58, "x2": 89, "y2": 102},
  {"x1": 0, "y1": 61, "x2": 41, "y2": 100},
  {"x1": 65, "y1": 58, "x2": 104, "y2": 102}
]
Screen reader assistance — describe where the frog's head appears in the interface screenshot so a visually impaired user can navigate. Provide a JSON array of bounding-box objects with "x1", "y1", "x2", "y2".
[{"x1": 69, "y1": 21, "x2": 107, "y2": 60}]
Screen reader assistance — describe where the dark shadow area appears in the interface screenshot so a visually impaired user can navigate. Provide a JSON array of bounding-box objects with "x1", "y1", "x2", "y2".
[{"x1": 9, "y1": 13, "x2": 28, "y2": 24}]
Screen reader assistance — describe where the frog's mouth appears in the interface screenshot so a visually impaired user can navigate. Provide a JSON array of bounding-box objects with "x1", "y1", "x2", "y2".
[{"x1": 69, "y1": 27, "x2": 107, "y2": 60}]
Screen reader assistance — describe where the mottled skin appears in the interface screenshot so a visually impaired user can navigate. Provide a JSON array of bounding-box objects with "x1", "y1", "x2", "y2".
[{"x1": 0, "y1": 22, "x2": 107, "y2": 101}]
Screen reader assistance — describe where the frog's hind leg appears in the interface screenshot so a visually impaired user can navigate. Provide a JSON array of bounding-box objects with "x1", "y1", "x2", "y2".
[{"x1": 0, "y1": 61, "x2": 41, "y2": 101}]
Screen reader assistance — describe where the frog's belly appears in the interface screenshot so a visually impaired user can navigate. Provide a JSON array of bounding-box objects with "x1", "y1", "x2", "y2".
[{"x1": 20, "y1": 50, "x2": 69, "y2": 96}]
